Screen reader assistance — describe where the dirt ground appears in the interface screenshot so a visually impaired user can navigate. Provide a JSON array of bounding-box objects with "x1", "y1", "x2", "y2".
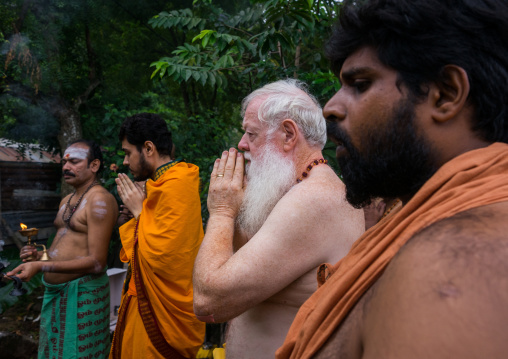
[{"x1": 0, "y1": 284, "x2": 43, "y2": 358}]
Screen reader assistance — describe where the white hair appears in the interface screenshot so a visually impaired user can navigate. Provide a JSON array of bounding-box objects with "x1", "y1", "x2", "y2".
[
  {"x1": 237, "y1": 144, "x2": 296, "y2": 237},
  {"x1": 241, "y1": 79, "x2": 327, "y2": 149}
]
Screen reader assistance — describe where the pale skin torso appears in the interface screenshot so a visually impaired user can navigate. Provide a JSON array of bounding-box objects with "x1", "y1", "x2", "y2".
[
  {"x1": 226, "y1": 267, "x2": 319, "y2": 358},
  {"x1": 222, "y1": 166, "x2": 365, "y2": 359},
  {"x1": 314, "y1": 202, "x2": 508, "y2": 359}
]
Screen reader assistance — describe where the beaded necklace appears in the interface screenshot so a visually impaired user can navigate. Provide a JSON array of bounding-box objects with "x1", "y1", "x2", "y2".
[
  {"x1": 296, "y1": 159, "x2": 328, "y2": 183},
  {"x1": 62, "y1": 180, "x2": 97, "y2": 225},
  {"x1": 381, "y1": 199, "x2": 400, "y2": 219}
]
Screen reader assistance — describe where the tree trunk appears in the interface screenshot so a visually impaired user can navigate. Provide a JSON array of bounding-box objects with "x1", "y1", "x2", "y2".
[
  {"x1": 55, "y1": 24, "x2": 100, "y2": 197},
  {"x1": 54, "y1": 104, "x2": 83, "y2": 197},
  {"x1": 294, "y1": 33, "x2": 302, "y2": 78}
]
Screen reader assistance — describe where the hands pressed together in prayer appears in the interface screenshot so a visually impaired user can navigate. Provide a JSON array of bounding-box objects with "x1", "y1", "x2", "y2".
[
  {"x1": 115, "y1": 174, "x2": 146, "y2": 221},
  {"x1": 207, "y1": 148, "x2": 245, "y2": 219}
]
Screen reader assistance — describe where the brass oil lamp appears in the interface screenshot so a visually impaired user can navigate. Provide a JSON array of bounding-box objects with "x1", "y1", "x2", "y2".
[{"x1": 18, "y1": 223, "x2": 50, "y2": 261}]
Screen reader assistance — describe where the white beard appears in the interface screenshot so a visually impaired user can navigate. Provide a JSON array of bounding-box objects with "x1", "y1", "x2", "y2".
[{"x1": 237, "y1": 144, "x2": 296, "y2": 238}]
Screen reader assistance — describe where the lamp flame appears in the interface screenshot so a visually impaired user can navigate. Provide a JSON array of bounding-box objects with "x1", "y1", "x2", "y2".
[{"x1": 20, "y1": 223, "x2": 27, "y2": 230}]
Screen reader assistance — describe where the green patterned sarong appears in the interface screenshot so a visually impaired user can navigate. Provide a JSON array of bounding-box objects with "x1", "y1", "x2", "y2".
[{"x1": 39, "y1": 272, "x2": 110, "y2": 359}]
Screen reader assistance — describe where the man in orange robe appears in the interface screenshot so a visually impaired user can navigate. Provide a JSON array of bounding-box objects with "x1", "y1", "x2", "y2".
[
  {"x1": 110, "y1": 113, "x2": 205, "y2": 358},
  {"x1": 277, "y1": 0, "x2": 508, "y2": 358}
]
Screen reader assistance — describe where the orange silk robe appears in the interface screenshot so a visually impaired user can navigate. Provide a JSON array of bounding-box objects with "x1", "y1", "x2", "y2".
[
  {"x1": 277, "y1": 143, "x2": 508, "y2": 358},
  {"x1": 112, "y1": 162, "x2": 205, "y2": 358}
]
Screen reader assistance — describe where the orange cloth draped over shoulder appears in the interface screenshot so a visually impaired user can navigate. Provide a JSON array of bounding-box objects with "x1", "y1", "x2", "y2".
[
  {"x1": 111, "y1": 162, "x2": 205, "y2": 359},
  {"x1": 277, "y1": 143, "x2": 508, "y2": 359}
]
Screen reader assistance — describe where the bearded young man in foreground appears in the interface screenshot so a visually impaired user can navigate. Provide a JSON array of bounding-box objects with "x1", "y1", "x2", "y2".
[
  {"x1": 277, "y1": 1, "x2": 508, "y2": 358},
  {"x1": 193, "y1": 79, "x2": 365, "y2": 358}
]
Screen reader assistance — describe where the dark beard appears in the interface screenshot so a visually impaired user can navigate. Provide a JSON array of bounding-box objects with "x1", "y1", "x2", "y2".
[
  {"x1": 132, "y1": 152, "x2": 152, "y2": 181},
  {"x1": 328, "y1": 97, "x2": 438, "y2": 208}
]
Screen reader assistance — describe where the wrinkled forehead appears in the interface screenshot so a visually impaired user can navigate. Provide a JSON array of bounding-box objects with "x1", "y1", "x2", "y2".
[
  {"x1": 243, "y1": 96, "x2": 269, "y2": 127},
  {"x1": 63, "y1": 145, "x2": 89, "y2": 160}
]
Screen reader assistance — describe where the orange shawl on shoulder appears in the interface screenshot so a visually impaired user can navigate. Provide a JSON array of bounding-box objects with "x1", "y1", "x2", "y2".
[{"x1": 277, "y1": 143, "x2": 508, "y2": 358}]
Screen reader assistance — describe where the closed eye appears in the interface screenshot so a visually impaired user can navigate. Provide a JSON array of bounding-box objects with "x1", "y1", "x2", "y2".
[{"x1": 352, "y1": 80, "x2": 370, "y2": 93}]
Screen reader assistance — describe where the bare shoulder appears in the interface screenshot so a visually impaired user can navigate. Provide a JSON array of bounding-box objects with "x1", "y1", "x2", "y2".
[
  {"x1": 362, "y1": 201, "x2": 508, "y2": 358},
  {"x1": 263, "y1": 166, "x2": 364, "y2": 262},
  {"x1": 289, "y1": 166, "x2": 359, "y2": 216},
  {"x1": 86, "y1": 186, "x2": 118, "y2": 218},
  {"x1": 88, "y1": 185, "x2": 116, "y2": 202}
]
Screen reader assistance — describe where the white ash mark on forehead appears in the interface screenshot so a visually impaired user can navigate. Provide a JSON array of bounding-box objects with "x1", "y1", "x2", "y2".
[{"x1": 63, "y1": 147, "x2": 89, "y2": 160}]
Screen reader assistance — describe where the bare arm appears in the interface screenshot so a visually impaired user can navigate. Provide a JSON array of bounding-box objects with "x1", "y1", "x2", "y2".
[
  {"x1": 8, "y1": 191, "x2": 118, "y2": 281},
  {"x1": 193, "y1": 149, "x2": 359, "y2": 322}
]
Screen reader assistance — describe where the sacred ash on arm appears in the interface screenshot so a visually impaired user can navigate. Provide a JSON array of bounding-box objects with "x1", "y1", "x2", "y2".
[{"x1": 8, "y1": 139, "x2": 118, "y2": 359}]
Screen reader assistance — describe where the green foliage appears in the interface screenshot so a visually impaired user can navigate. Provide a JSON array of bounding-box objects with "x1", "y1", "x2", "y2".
[
  {"x1": 0, "y1": 258, "x2": 43, "y2": 315},
  {"x1": 1, "y1": 0, "x2": 347, "y2": 228},
  {"x1": 0, "y1": 94, "x2": 59, "y2": 148},
  {"x1": 173, "y1": 110, "x2": 241, "y2": 220},
  {"x1": 149, "y1": 1, "x2": 341, "y2": 110},
  {"x1": 149, "y1": 8, "x2": 208, "y2": 31},
  {"x1": 148, "y1": 0, "x2": 344, "y2": 181}
]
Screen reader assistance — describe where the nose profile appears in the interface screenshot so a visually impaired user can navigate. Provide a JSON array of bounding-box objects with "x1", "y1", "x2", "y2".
[
  {"x1": 323, "y1": 90, "x2": 346, "y2": 123},
  {"x1": 238, "y1": 134, "x2": 249, "y2": 152}
]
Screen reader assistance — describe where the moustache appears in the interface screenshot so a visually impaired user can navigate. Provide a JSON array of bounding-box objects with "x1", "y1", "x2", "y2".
[
  {"x1": 327, "y1": 121, "x2": 352, "y2": 150},
  {"x1": 63, "y1": 170, "x2": 75, "y2": 177}
]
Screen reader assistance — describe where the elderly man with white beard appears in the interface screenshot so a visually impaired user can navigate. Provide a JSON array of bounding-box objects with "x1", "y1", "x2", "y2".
[{"x1": 193, "y1": 79, "x2": 364, "y2": 358}]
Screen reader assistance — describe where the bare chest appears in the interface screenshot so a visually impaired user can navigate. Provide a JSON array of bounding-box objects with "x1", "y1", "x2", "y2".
[
  {"x1": 51, "y1": 205, "x2": 89, "y2": 260},
  {"x1": 55, "y1": 200, "x2": 89, "y2": 234},
  {"x1": 313, "y1": 287, "x2": 371, "y2": 359},
  {"x1": 227, "y1": 301, "x2": 301, "y2": 359}
]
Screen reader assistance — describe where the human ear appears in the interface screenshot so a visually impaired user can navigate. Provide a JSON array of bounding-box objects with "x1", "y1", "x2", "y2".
[
  {"x1": 430, "y1": 65, "x2": 470, "y2": 123},
  {"x1": 144, "y1": 141, "x2": 155, "y2": 157},
  {"x1": 281, "y1": 119, "x2": 299, "y2": 152},
  {"x1": 90, "y1": 159, "x2": 101, "y2": 174}
]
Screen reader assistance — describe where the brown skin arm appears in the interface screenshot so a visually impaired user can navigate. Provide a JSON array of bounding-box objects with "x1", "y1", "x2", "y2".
[
  {"x1": 361, "y1": 203, "x2": 508, "y2": 358},
  {"x1": 7, "y1": 190, "x2": 118, "y2": 282}
]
